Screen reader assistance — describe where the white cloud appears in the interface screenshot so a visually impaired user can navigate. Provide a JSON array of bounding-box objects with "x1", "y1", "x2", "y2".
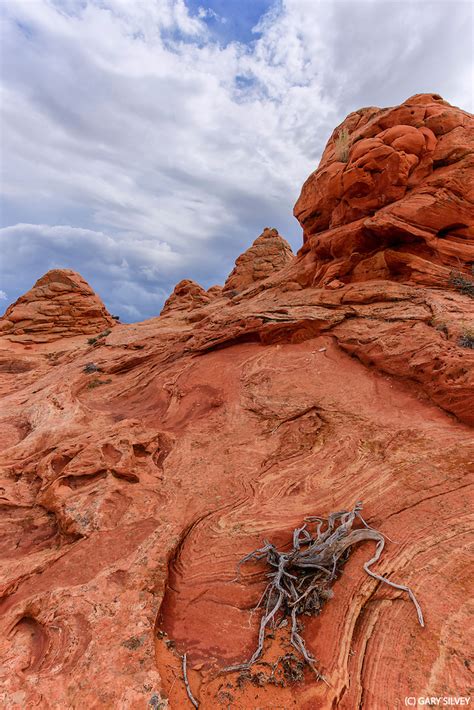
[
  {"x1": 0, "y1": 223, "x2": 181, "y2": 321},
  {"x1": 197, "y1": 6, "x2": 225, "y2": 23},
  {"x1": 1, "y1": 0, "x2": 472, "y2": 320}
]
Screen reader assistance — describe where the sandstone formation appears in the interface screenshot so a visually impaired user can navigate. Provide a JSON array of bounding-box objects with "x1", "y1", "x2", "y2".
[
  {"x1": 0, "y1": 269, "x2": 116, "y2": 343},
  {"x1": 160, "y1": 279, "x2": 213, "y2": 315},
  {"x1": 0, "y1": 95, "x2": 473, "y2": 709},
  {"x1": 223, "y1": 227, "x2": 294, "y2": 293},
  {"x1": 294, "y1": 93, "x2": 474, "y2": 289}
]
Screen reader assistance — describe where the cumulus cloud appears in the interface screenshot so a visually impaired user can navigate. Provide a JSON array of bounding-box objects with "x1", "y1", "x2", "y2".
[
  {"x1": 0, "y1": 223, "x2": 187, "y2": 320},
  {"x1": 197, "y1": 6, "x2": 226, "y2": 23},
  {"x1": 0, "y1": 0, "x2": 472, "y2": 320}
]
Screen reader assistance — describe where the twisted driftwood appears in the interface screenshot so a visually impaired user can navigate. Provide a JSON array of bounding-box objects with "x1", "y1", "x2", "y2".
[
  {"x1": 182, "y1": 653, "x2": 199, "y2": 708},
  {"x1": 226, "y1": 502, "x2": 423, "y2": 677}
]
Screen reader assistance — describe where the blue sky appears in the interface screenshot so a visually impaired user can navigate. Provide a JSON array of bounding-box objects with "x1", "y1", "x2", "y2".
[
  {"x1": 186, "y1": 0, "x2": 276, "y2": 44},
  {"x1": 1, "y1": 0, "x2": 473, "y2": 321}
]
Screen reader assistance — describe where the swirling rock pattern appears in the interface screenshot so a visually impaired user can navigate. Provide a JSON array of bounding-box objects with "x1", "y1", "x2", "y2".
[{"x1": 0, "y1": 94, "x2": 472, "y2": 708}]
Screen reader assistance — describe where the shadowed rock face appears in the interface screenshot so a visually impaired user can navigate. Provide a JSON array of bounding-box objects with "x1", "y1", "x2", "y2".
[
  {"x1": 0, "y1": 95, "x2": 473, "y2": 709},
  {"x1": 0, "y1": 269, "x2": 116, "y2": 343}
]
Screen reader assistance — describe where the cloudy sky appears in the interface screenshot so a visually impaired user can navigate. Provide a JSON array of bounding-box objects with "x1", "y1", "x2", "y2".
[{"x1": 1, "y1": 0, "x2": 472, "y2": 321}]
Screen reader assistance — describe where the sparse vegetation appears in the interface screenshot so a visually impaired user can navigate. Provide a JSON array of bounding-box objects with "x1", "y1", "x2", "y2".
[
  {"x1": 334, "y1": 127, "x2": 351, "y2": 162},
  {"x1": 87, "y1": 378, "x2": 112, "y2": 389},
  {"x1": 429, "y1": 317, "x2": 448, "y2": 335},
  {"x1": 458, "y1": 328, "x2": 474, "y2": 348},
  {"x1": 83, "y1": 362, "x2": 101, "y2": 373},
  {"x1": 87, "y1": 329, "x2": 111, "y2": 346},
  {"x1": 449, "y1": 269, "x2": 474, "y2": 298},
  {"x1": 121, "y1": 635, "x2": 144, "y2": 650},
  {"x1": 235, "y1": 653, "x2": 304, "y2": 688},
  {"x1": 148, "y1": 695, "x2": 168, "y2": 710}
]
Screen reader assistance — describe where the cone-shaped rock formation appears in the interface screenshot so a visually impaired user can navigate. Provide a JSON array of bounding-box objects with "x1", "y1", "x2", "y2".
[
  {"x1": 160, "y1": 279, "x2": 213, "y2": 315},
  {"x1": 223, "y1": 227, "x2": 294, "y2": 293},
  {"x1": 0, "y1": 269, "x2": 115, "y2": 343}
]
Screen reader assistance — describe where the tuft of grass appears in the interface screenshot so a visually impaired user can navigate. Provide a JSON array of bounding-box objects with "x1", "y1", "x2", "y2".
[
  {"x1": 334, "y1": 127, "x2": 351, "y2": 163},
  {"x1": 87, "y1": 329, "x2": 111, "y2": 346},
  {"x1": 429, "y1": 318, "x2": 448, "y2": 335},
  {"x1": 87, "y1": 378, "x2": 112, "y2": 389},
  {"x1": 83, "y1": 362, "x2": 102, "y2": 374},
  {"x1": 449, "y1": 270, "x2": 474, "y2": 298},
  {"x1": 458, "y1": 328, "x2": 474, "y2": 349}
]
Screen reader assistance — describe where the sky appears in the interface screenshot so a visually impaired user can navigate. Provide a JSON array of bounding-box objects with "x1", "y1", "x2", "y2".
[{"x1": 0, "y1": 0, "x2": 473, "y2": 322}]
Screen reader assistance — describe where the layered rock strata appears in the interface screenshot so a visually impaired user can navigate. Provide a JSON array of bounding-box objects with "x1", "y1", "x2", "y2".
[
  {"x1": 223, "y1": 227, "x2": 294, "y2": 293},
  {"x1": 0, "y1": 269, "x2": 115, "y2": 343}
]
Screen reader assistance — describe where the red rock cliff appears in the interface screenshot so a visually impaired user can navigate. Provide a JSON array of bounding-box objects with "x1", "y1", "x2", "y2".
[
  {"x1": 294, "y1": 93, "x2": 474, "y2": 288},
  {"x1": 0, "y1": 94, "x2": 472, "y2": 709}
]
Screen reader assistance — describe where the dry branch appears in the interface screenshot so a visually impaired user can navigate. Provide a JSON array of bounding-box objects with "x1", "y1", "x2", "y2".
[
  {"x1": 226, "y1": 502, "x2": 423, "y2": 677},
  {"x1": 182, "y1": 653, "x2": 199, "y2": 708}
]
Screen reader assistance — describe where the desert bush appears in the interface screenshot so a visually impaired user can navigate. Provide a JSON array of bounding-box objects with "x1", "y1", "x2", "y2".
[
  {"x1": 449, "y1": 270, "x2": 474, "y2": 298},
  {"x1": 459, "y1": 328, "x2": 474, "y2": 348},
  {"x1": 225, "y1": 503, "x2": 423, "y2": 680},
  {"x1": 87, "y1": 329, "x2": 111, "y2": 346}
]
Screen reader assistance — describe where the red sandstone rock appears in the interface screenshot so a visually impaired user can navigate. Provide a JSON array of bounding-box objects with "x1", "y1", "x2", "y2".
[
  {"x1": 206, "y1": 285, "x2": 223, "y2": 298},
  {"x1": 160, "y1": 279, "x2": 213, "y2": 315},
  {"x1": 294, "y1": 93, "x2": 474, "y2": 289},
  {"x1": 0, "y1": 95, "x2": 472, "y2": 710},
  {"x1": 223, "y1": 227, "x2": 294, "y2": 293},
  {"x1": 0, "y1": 269, "x2": 116, "y2": 343}
]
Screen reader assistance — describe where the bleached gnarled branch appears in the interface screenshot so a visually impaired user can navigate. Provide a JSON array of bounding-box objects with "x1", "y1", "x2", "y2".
[
  {"x1": 182, "y1": 653, "x2": 199, "y2": 708},
  {"x1": 226, "y1": 502, "x2": 424, "y2": 676}
]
